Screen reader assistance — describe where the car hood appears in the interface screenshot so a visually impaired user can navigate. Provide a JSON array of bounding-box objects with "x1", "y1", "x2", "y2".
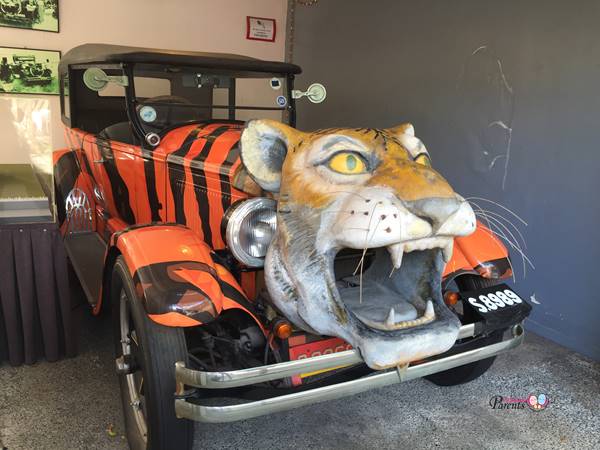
[{"x1": 156, "y1": 122, "x2": 508, "y2": 279}]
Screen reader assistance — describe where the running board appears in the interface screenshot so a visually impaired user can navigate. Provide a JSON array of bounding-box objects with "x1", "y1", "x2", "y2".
[{"x1": 174, "y1": 323, "x2": 524, "y2": 423}]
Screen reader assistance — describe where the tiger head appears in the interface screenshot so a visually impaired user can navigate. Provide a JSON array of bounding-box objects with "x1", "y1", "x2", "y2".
[{"x1": 240, "y1": 120, "x2": 476, "y2": 369}]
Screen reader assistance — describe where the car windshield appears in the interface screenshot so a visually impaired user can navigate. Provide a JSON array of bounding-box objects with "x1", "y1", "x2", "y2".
[{"x1": 121, "y1": 64, "x2": 290, "y2": 133}]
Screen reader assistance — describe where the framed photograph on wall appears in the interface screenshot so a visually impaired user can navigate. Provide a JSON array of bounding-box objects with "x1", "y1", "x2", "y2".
[
  {"x1": 0, "y1": 0, "x2": 59, "y2": 33},
  {"x1": 246, "y1": 16, "x2": 276, "y2": 42},
  {"x1": 0, "y1": 47, "x2": 61, "y2": 95}
]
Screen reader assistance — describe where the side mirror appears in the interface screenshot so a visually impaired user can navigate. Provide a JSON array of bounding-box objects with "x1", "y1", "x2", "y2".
[
  {"x1": 292, "y1": 83, "x2": 327, "y2": 104},
  {"x1": 83, "y1": 67, "x2": 129, "y2": 92}
]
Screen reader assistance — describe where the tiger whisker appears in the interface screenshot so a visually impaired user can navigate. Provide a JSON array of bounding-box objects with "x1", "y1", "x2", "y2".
[
  {"x1": 472, "y1": 206, "x2": 523, "y2": 280},
  {"x1": 357, "y1": 247, "x2": 367, "y2": 304},
  {"x1": 472, "y1": 223, "x2": 517, "y2": 282},
  {"x1": 465, "y1": 196, "x2": 527, "y2": 226},
  {"x1": 353, "y1": 248, "x2": 368, "y2": 277},
  {"x1": 471, "y1": 219, "x2": 516, "y2": 279},
  {"x1": 481, "y1": 213, "x2": 531, "y2": 278},
  {"x1": 355, "y1": 203, "x2": 384, "y2": 304},
  {"x1": 479, "y1": 225, "x2": 535, "y2": 272},
  {"x1": 468, "y1": 197, "x2": 533, "y2": 280},
  {"x1": 475, "y1": 207, "x2": 527, "y2": 250},
  {"x1": 327, "y1": 190, "x2": 371, "y2": 201},
  {"x1": 472, "y1": 207, "x2": 523, "y2": 280},
  {"x1": 479, "y1": 225, "x2": 532, "y2": 280},
  {"x1": 467, "y1": 201, "x2": 494, "y2": 236},
  {"x1": 469, "y1": 202, "x2": 525, "y2": 255},
  {"x1": 321, "y1": 209, "x2": 356, "y2": 215},
  {"x1": 353, "y1": 205, "x2": 382, "y2": 276}
]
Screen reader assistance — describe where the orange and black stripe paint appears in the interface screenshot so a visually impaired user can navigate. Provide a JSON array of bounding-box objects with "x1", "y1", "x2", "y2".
[
  {"x1": 54, "y1": 122, "x2": 509, "y2": 329},
  {"x1": 55, "y1": 123, "x2": 257, "y2": 328}
]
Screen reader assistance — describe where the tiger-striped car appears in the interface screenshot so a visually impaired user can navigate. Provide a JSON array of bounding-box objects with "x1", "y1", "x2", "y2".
[{"x1": 54, "y1": 44, "x2": 531, "y2": 450}]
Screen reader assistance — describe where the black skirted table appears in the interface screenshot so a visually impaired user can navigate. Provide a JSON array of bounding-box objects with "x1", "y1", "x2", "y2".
[
  {"x1": 0, "y1": 222, "x2": 77, "y2": 365},
  {"x1": 0, "y1": 164, "x2": 77, "y2": 365}
]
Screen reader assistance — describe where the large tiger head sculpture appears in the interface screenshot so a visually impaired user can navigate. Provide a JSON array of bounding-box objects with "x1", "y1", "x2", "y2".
[{"x1": 240, "y1": 120, "x2": 476, "y2": 369}]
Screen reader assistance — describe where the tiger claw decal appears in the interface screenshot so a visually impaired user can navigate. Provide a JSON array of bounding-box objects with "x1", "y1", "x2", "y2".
[{"x1": 241, "y1": 120, "x2": 477, "y2": 369}]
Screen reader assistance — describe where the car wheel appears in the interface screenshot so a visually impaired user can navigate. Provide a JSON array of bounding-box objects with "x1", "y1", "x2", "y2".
[
  {"x1": 425, "y1": 275, "x2": 503, "y2": 386},
  {"x1": 111, "y1": 256, "x2": 193, "y2": 450}
]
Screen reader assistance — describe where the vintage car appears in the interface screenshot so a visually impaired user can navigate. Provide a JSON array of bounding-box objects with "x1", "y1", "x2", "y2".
[
  {"x1": 11, "y1": 55, "x2": 53, "y2": 85},
  {"x1": 53, "y1": 44, "x2": 531, "y2": 450}
]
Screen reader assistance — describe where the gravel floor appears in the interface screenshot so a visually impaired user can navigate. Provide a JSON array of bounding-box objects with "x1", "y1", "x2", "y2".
[{"x1": 1, "y1": 305, "x2": 598, "y2": 450}]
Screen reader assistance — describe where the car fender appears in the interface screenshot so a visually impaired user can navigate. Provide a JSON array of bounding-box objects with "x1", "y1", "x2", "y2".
[
  {"x1": 443, "y1": 222, "x2": 511, "y2": 279},
  {"x1": 105, "y1": 223, "x2": 262, "y2": 328}
]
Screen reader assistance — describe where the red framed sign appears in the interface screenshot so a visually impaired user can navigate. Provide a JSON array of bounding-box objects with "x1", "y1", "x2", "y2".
[{"x1": 246, "y1": 16, "x2": 276, "y2": 42}]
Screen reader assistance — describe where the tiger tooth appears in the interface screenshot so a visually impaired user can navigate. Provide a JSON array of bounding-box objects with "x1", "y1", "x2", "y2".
[
  {"x1": 387, "y1": 244, "x2": 404, "y2": 269},
  {"x1": 385, "y1": 308, "x2": 396, "y2": 327},
  {"x1": 442, "y1": 241, "x2": 454, "y2": 263},
  {"x1": 424, "y1": 300, "x2": 435, "y2": 319}
]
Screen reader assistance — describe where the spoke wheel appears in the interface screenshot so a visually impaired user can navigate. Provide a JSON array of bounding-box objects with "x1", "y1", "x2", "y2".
[
  {"x1": 111, "y1": 256, "x2": 193, "y2": 450},
  {"x1": 119, "y1": 289, "x2": 148, "y2": 443}
]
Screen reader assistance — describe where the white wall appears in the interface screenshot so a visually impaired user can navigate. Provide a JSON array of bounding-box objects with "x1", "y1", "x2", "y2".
[{"x1": 0, "y1": 0, "x2": 287, "y2": 164}]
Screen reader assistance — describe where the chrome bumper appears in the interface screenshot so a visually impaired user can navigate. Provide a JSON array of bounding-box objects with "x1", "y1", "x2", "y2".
[{"x1": 175, "y1": 323, "x2": 524, "y2": 423}]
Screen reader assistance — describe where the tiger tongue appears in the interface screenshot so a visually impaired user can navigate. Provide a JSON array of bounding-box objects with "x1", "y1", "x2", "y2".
[{"x1": 351, "y1": 301, "x2": 417, "y2": 323}]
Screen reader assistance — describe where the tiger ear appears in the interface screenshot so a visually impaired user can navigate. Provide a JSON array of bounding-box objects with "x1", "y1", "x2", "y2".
[
  {"x1": 240, "y1": 119, "x2": 298, "y2": 193},
  {"x1": 389, "y1": 123, "x2": 415, "y2": 137},
  {"x1": 387, "y1": 122, "x2": 428, "y2": 158}
]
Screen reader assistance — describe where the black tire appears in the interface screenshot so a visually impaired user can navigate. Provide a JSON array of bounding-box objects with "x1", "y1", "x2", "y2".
[
  {"x1": 111, "y1": 256, "x2": 193, "y2": 450},
  {"x1": 426, "y1": 275, "x2": 503, "y2": 386}
]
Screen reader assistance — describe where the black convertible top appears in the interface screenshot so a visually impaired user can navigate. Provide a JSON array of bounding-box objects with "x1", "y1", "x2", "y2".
[{"x1": 59, "y1": 43, "x2": 301, "y2": 75}]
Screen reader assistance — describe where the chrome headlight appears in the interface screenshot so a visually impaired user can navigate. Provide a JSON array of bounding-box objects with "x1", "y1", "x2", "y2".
[{"x1": 223, "y1": 198, "x2": 277, "y2": 267}]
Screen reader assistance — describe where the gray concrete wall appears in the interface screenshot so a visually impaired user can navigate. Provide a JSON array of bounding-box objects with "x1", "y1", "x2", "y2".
[{"x1": 292, "y1": 0, "x2": 600, "y2": 360}]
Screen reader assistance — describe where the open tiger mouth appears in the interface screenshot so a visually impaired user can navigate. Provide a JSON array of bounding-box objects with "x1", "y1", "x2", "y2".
[{"x1": 335, "y1": 237, "x2": 454, "y2": 333}]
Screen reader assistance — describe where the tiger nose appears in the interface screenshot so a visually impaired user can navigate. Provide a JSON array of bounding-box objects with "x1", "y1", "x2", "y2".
[{"x1": 404, "y1": 197, "x2": 462, "y2": 232}]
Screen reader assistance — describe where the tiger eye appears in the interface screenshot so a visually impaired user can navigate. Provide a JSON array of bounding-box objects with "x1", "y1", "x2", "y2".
[{"x1": 327, "y1": 152, "x2": 367, "y2": 175}]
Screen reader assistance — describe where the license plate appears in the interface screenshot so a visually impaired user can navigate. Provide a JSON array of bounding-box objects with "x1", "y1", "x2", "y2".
[
  {"x1": 288, "y1": 337, "x2": 353, "y2": 386},
  {"x1": 460, "y1": 283, "x2": 532, "y2": 325}
]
